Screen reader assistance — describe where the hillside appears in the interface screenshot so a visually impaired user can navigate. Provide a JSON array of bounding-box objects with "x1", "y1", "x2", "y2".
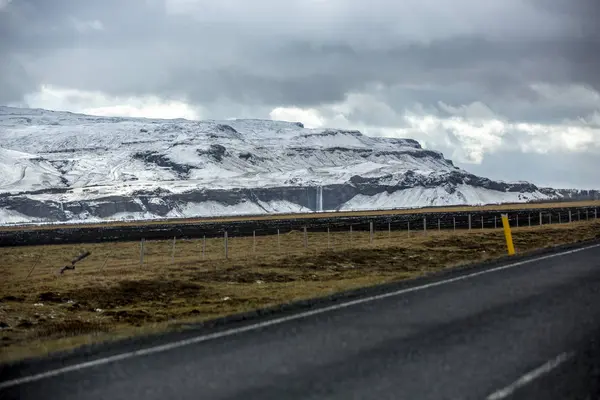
[{"x1": 0, "y1": 106, "x2": 597, "y2": 224}]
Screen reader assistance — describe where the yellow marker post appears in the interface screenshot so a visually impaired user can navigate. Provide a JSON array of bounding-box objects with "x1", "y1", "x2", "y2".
[{"x1": 501, "y1": 214, "x2": 515, "y2": 256}]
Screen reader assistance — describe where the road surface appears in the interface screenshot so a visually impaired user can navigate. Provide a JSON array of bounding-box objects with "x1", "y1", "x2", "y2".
[{"x1": 2, "y1": 242, "x2": 600, "y2": 399}]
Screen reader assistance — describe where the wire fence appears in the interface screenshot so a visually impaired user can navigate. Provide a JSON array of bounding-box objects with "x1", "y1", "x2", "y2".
[
  {"x1": 131, "y1": 206, "x2": 599, "y2": 264},
  {"x1": 6, "y1": 205, "x2": 599, "y2": 280}
]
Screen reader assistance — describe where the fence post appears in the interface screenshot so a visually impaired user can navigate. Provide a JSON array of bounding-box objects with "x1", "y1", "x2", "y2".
[
  {"x1": 388, "y1": 221, "x2": 392, "y2": 239},
  {"x1": 549, "y1": 214, "x2": 552, "y2": 224},
  {"x1": 539, "y1": 212, "x2": 543, "y2": 226},
  {"x1": 569, "y1": 210, "x2": 572, "y2": 223},
  {"x1": 140, "y1": 238, "x2": 145, "y2": 266},
  {"x1": 453, "y1": 217, "x2": 456, "y2": 231},
  {"x1": 494, "y1": 216, "x2": 497, "y2": 229},
  {"x1": 327, "y1": 226, "x2": 331, "y2": 249},
  {"x1": 481, "y1": 216, "x2": 484, "y2": 230},
  {"x1": 224, "y1": 231, "x2": 229, "y2": 260},
  {"x1": 516, "y1": 215, "x2": 519, "y2": 228},
  {"x1": 253, "y1": 230, "x2": 256, "y2": 255},
  {"x1": 277, "y1": 229, "x2": 281, "y2": 253},
  {"x1": 578, "y1": 210, "x2": 581, "y2": 221},
  {"x1": 370, "y1": 221, "x2": 374, "y2": 244},
  {"x1": 528, "y1": 214, "x2": 531, "y2": 227},
  {"x1": 468, "y1": 214, "x2": 472, "y2": 230},
  {"x1": 171, "y1": 236, "x2": 176, "y2": 264},
  {"x1": 423, "y1": 217, "x2": 427, "y2": 234},
  {"x1": 331, "y1": 227, "x2": 335, "y2": 250},
  {"x1": 586, "y1": 209, "x2": 589, "y2": 220},
  {"x1": 559, "y1": 213, "x2": 561, "y2": 224},
  {"x1": 407, "y1": 221, "x2": 410, "y2": 238},
  {"x1": 595, "y1": 208, "x2": 598, "y2": 219},
  {"x1": 100, "y1": 256, "x2": 109, "y2": 272},
  {"x1": 350, "y1": 225, "x2": 353, "y2": 244},
  {"x1": 303, "y1": 226, "x2": 308, "y2": 249},
  {"x1": 202, "y1": 235, "x2": 206, "y2": 260},
  {"x1": 438, "y1": 219, "x2": 441, "y2": 232},
  {"x1": 26, "y1": 256, "x2": 40, "y2": 279}
]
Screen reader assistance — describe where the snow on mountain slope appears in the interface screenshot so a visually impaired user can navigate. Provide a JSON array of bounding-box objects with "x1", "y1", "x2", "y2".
[
  {"x1": 340, "y1": 184, "x2": 550, "y2": 211},
  {"x1": 0, "y1": 106, "x2": 581, "y2": 224},
  {"x1": 0, "y1": 106, "x2": 452, "y2": 195},
  {"x1": 0, "y1": 147, "x2": 63, "y2": 193},
  {"x1": 0, "y1": 208, "x2": 41, "y2": 224}
]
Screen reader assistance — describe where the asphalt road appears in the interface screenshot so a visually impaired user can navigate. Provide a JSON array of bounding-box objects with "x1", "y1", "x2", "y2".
[{"x1": 2, "y1": 243, "x2": 600, "y2": 400}]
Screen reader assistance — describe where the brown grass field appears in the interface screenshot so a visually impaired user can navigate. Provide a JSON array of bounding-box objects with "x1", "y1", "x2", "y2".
[
  {"x1": 2, "y1": 200, "x2": 599, "y2": 232},
  {"x1": 1, "y1": 218, "x2": 599, "y2": 363}
]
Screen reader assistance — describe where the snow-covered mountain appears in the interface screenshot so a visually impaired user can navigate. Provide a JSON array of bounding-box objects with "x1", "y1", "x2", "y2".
[{"x1": 0, "y1": 106, "x2": 596, "y2": 224}]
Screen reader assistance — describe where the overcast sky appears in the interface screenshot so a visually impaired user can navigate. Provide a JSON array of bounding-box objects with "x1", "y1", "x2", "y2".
[{"x1": 1, "y1": 0, "x2": 599, "y2": 188}]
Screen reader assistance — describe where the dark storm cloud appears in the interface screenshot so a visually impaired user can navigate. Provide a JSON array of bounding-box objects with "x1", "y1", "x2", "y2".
[
  {"x1": 0, "y1": 55, "x2": 36, "y2": 103},
  {"x1": 529, "y1": 0, "x2": 600, "y2": 94},
  {"x1": 1, "y1": 0, "x2": 599, "y2": 189},
  {"x1": 0, "y1": 0, "x2": 599, "y2": 119}
]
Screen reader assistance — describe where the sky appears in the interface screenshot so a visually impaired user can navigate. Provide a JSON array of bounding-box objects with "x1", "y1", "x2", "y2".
[{"x1": 1, "y1": 0, "x2": 599, "y2": 189}]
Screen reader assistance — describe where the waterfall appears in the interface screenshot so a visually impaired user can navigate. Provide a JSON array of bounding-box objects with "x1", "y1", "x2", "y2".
[{"x1": 317, "y1": 186, "x2": 323, "y2": 212}]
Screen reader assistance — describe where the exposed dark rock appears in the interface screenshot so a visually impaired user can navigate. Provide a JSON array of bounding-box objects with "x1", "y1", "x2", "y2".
[
  {"x1": 215, "y1": 124, "x2": 238, "y2": 134},
  {"x1": 139, "y1": 197, "x2": 172, "y2": 216},
  {"x1": 323, "y1": 147, "x2": 372, "y2": 154},
  {"x1": 540, "y1": 188, "x2": 600, "y2": 201},
  {"x1": 5, "y1": 172, "x2": 595, "y2": 223},
  {"x1": 372, "y1": 150, "x2": 445, "y2": 160},
  {"x1": 121, "y1": 140, "x2": 160, "y2": 145},
  {"x1": 238, "y1": 152, "x2": 267, "y2": 164},
  {"x1": 45, "y1": 147, "x2": 108, "y2": 154},
  {"x1": 388, "y1": 138, "x2": 421, "y2": 148},
  {"x1": 133, "y1": 151, "x2": 194, "y2": 177},
  {"x1": 131, "y1": 188, "x2": 173, "y2": 197},
  {"x1": 299, "y1": 129, "x2": 363, "y2": 139},
  {"x1": 207, "y1": 124, "x2": 242, "y2": 140},
  {"x1": 197, "y1": 144, "x2": 228, "y2": 162}
]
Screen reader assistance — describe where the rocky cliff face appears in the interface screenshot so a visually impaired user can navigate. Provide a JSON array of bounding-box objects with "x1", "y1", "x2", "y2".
[
  {"x1": 539, "y1": 188, "x2": 600, "y2": 201},
  {"x1": 0, "y1": 106, "x2": 592, "y2": 224}
]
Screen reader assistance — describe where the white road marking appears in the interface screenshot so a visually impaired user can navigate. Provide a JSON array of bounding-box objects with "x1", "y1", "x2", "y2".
[
  {"x1": 1, "y1": 244, "x2": 598, "y2": 390},
  {"x1": 486, "y1": 352, "x2": 575, "y2": 400}
]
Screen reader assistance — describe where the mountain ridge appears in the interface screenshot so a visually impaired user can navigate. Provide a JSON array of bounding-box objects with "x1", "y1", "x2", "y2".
[{"x1": 0, "y1": 106, "x2": 597, "y2": 224}]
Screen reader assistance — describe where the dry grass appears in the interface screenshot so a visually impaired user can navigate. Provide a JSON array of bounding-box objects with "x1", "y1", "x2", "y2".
[
  {"x1": 1, "y1": 219, "x2": 599, "y2": 363},
  {"x1": 2, "y1": 200, "x2": 599, "y2": 232}
]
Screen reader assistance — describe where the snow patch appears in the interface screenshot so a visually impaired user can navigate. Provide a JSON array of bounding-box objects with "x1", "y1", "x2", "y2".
[
  {"x1": 0, "y1": 208, "x2": 39, "y2": 224},
  {"x1": 341, "y1": 185, "x2": 550, "y2": 210}
]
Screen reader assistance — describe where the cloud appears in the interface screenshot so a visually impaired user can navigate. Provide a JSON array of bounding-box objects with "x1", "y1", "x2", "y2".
[
  {"x1": 1, "y1": 0, "x2": 600, "y2": 188},
  {"x1": 467, "y1": 150, "x2": 600, "y2": 190},
  {"x1": 70, "y1": 18, "x2": 104, "y2": 33},
  {"x1": 0, "y1": 0, "x2": 12, "y2": 11},
  {"x1": 269, "y1": 107, "x2": 325, "y2": 129},
  {"x1": 22, "y1": 85, "x2": 202, "y2": 120},
  {"x1": 263, "y1": 91, "x2": 600, "y2": 188},
  {"x1": 2, "y1": 0, "x2": 597, "y2": 107}
]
